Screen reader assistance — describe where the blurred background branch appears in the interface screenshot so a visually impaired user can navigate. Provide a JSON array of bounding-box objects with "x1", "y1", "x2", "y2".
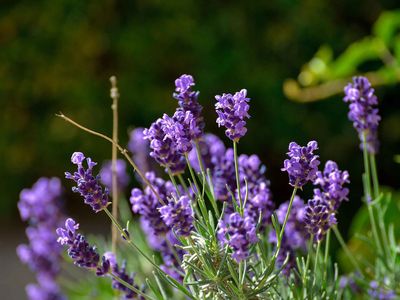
[{"x1": 284, "y1": 10, "x2": 400, "y2": 102}]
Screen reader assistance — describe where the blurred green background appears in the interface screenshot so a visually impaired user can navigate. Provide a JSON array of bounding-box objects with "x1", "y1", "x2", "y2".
[{"x1": 2, "y1": 0, "x2": 400, "y2": 229}]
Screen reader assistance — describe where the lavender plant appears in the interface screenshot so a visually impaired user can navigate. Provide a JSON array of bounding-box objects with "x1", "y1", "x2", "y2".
[{"x1": 18, "y1": 75, "x2": 399, "y2": 299}]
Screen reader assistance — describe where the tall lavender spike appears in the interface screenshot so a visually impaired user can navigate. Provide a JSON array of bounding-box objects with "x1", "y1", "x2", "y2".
[
  {"x1": 18, "y1": 177, "x2": 64, "y2": 226},
  {"x1": 144, "y1": 119, "x2": 186, "y2": 174},
  {"x1": 160, "y1": 195, "x2": 194, "y2": 236},
  {"x1": 215, "y1": 89, "x2": 250, "y2": 141},
  {"x1": 282, "y1": 141, "x2": 320, "y2": 188},
  {"x1": 65, "y1": 152, "x2": 110, "y2": 212},
  {"x1": 213, "y1": 148, "x2": 236, "y2": 201},
  {"x1": 304, "y1": 198, "x2": 336, "y2": 242},
  {"x1": 17, "y1": 177, "x2": 66, "y2": 300},
  {"x1": 343, "y1": 76, "x2": 381, "y2": 154},
  {"x1": 218, "y1": 212, "x2": 258, "y2": 262},
  {"x1": 173, "y1": 74, "x2": 204, "y2": 137},
  {"x1": 56, "y1": 218, "x2": 100, "y2": 269},
  {"x1": 130, "y1": 172, "x2": 179, "y2": 236},
  {"x1": 104, "y1": 252, "x2": 145, "y2": 299},
  {"x1": 314, "y1": 160, "x2": 350, "y2": 211},
  {"x1": 238, "y1": 154, "x2": 274, "y2": 229},
  {"x1": 161, "y1": 110, "x2": 201, "y2": 154},
  {"x1": 269, "y1": 196, "x2": 308, "y2": 276}
]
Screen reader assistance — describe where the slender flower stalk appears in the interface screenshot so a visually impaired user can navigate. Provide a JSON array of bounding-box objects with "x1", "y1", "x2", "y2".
[
  {"x1": 233, "y1": 141, "x2": 243, "y2": 214},
  {"x1": 56, "y1": 113, "x2": 165, "y2": 205},
  {"x1": 362, "y1": 133, "x2": 384, "y2": 257},
  {"x1": 110, "y1": 76, "x2": 120, "y2": 254},
  {"x1": 332, "y1": 225, "x2": 361, "y2": 273}
]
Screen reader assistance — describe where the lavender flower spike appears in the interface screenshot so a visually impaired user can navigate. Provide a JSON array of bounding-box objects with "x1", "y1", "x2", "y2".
[
  {"x1": 65, "y1": 152, "x2": 110, "y2": 212},
  {"x1": 304, "y1": 198, "x2": 336, "y2": 242},
  {"x1": 218, "y1": 212, "x2": 258, "y2": 262},
  {"x1": 160, "y1": 195, "x2": 194, "y2": 236},
  {"x1": 173, "y1": 74, "x2": 204, "y2": 137},
  {"x1": 144, "y1": 119, "x2": 186, "y2": 174},
  {"x1": 56, "y1": 218, "x2": 100, "y2": 269},
  {"x1": 282, "y1": 141, "x2": 320, "y2": 188},
  {"x1": 343, "y1": 76, "x2": 381, "y2": 153},
  {"x1": 162, "y1": 110, "x2": 201, "y2": 154},
  {"x1": 314, "y1": 160, "x2": 350, "y2": 211},
  {"x1": 215, "y1": 89, "x2": 250, "y2": 141}
]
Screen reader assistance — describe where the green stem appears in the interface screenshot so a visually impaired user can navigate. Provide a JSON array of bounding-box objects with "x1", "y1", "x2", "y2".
[
  {"x1": 195, "y1": 141, "x2": 206, "y2": 176},
  {"x1": 110, "y1": 76, "x2": 119, "y2": 254},
  {"x1": 332, "y1": 225, "x2": 361, "y2": 274},
  {"x1": 233, "y1": 141, "x2": 243, "y2": 215},
  {"x1": 167, "y1": 168, "x2": 181, "y2": 197},
  {"x1": 302, "y1": 239, "x2": 312, "y2": 299},
  {"x1": 258, "y1": 186, "x2": 297, "y2": 290},
  {"x1": 185, "y1": 154, "x2": 201, "y2": 197},
  {"x1": 313, "y1": 242, "x2": 321, "y2": 289},
  {"x1": 362, "y1": 133, "x2": 384, "y2": 257},
  {"x1": 278, "y1": 187, "x2": 298, "y2": 245},
  {"x1": 369, "y1": 153, "x2": 391, "y2": 260},
  {"x1": 177, "y1": 174, "x2": 190, "y2": 195},
  {"x1": 369, "y1": 153, "x2": 380, "y2": 199},
  {"x1": 323, "y1": 229, "x2": 331, "y2": 282}
]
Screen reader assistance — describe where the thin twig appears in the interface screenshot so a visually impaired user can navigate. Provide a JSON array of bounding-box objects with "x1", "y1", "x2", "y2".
[
  {"x1": 110, "y1": 76, "x2": 120, "y2": 254},
  {"x1": 56, "y1": 112, "x2": 165, "y2": 206}
]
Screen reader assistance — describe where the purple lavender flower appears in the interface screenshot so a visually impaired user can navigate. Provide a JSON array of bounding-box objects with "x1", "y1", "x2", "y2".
[
  {"x1": 343, "y1": 76, "x2": 381, "y2": 154},
  {"x1": 339, "y1": 275, "x2": 361, "y2": 294},
  {"x1": 139, "y1": 221, "x2": 184, "y2": 281},
  {"x1": 188, "y1": 133, "x2": 226, "y2": 173},
  {"x1": 128, "y1": 128, "x2": 155, "y2": 176},
  {"x1": 304, "y1": 198, "x2": 336, "y2": 242},
  {"x1": 268, "y1": 233, "x2": 296, "y2": 277},
  {"x1": 275, "y1": 196, "x2": 307, "y2": 251},
  {"x1": 244, "y1": 181, "x2": 274, "y2": 228},
  {"x1": 144, "y1": 119, "x2": 186, "y2": 174},
  {"x1": 173, "y1": 74, "x2": 204, "y2": 137},
  {"x1": 17, "y1": 227, "x2": 62, "y2": 279},
  {"x1": 100, "y1": 252, "x2": 145, "y2": 299},
  {"x1": 56, "y1": 218, "x2": 100, "y2": 268},
  {"x1": 17, "y1": 177, "x2": 65, "y2": 300},
  {"x1": 218, "y1": 212, "x2": 258, "y2": 262},
  {"x1": 238, "y1": 154, "x2": 274, "y2": 229},
  {"x1": 213, "y1": 148, "x2": 236, "y2": 201},
  {"x1": 314, "y1": 160, "x2": 350, "y2": 211},
  {"x1": 160, "y1": 195, "x2": 194, "y2": 236},
  {"x1": 18, "y1": 177, "x2": 64, "y2": 226},
  {"x1": 269, "y1": 196, "x2": 308, "y2": 275},
  {"x1": 26, "y1": 280, "x2": 65, "y2": 300},
  {"x1": 65, "y1": 152, "x2": 110, "y2": 212},
  {"x1": 368, "y1": 281, "x2": 396, "y2": 300},
  {"x1": 215, "y1": 89, "x2": 250, "y2": 141},
  {"x1": 161, "y1": 110, "x2": 201, "y2": 154},
  {"x1": 100, "y1": 159, "x2": 130, "y2": 191},
  {"x1": 130, "y1": 172, "x2": 178, "y2": 235},
  {"x1": 111, "y1": 261, "x2": 145, "y2": 299},
  {"x1": 282, "y1": 141, "x2": 320, "y2": 188}
]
